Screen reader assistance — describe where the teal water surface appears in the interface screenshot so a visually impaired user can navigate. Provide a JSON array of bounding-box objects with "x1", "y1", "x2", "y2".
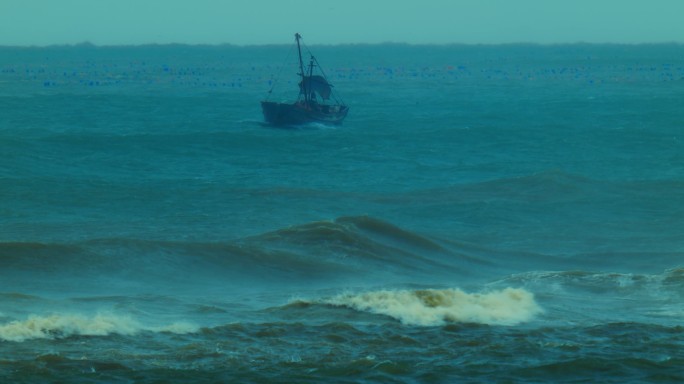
[{"x1": 1, "y1": 43, "x2": 684, "y2": 382}]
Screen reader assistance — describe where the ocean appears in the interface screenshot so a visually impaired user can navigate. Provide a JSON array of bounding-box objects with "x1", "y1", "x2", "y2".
[{"x1": 1, "y1": 42, "x2": 683, "y2": 382}]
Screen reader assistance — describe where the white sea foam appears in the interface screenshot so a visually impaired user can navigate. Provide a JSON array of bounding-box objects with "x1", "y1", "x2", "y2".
[
  {"x1": 0, "y1": 313, "x2": 199, "y2": 342},
  {"x1": 325, "y1": 287, "x2": 542, "y2": 326}
]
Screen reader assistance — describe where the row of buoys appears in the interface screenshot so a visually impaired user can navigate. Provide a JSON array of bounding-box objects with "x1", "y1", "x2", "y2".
[
  {"x1": 325, "y1": 63, "x2": 684, "y2": 84},
  {"x1": 4, "y1": 59, "x2": 683, "y2": 90}
]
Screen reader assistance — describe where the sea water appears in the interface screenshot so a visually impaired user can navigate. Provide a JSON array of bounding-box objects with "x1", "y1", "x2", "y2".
[{"x1": 1, "y1": 43, "x2": 683, "y2": 382}]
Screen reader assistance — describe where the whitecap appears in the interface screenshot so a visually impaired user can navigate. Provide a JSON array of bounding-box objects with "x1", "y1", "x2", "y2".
[{"x1": 324, "y1": 287, "x2": 542, "y2": 326}]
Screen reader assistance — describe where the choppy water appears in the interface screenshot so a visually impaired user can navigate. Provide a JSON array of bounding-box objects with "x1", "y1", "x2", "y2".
[{"x1": 1, "y1": 43, "x2": 684, "y2": 382}]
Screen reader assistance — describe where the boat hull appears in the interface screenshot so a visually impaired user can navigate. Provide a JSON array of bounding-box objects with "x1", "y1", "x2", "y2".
[{"x1": 261, "y1": 101, "x2": 348, "y2": 126}]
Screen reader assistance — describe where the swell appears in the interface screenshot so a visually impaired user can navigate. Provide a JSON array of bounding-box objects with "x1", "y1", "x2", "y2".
[
  {"x1": 387, "y1": 170, "x2": 684, "y2": 257},
  {"x1": 0, "y1": 216, "x2": 489, "y2": 290},
  {"x1": 3, "y1": 213, "x2": 682, "y2": 290},
  {"x1": 386, "y1": 170, "x2": 684, "y2": 214}
]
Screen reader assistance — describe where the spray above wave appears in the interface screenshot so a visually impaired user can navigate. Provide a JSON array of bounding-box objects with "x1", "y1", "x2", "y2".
[
  {"x1": 0, "y1": 313, "x2": 198, "y2": 342},
  {"x1": 313, "y1": 287, "x2": 542, "y2": 326}
]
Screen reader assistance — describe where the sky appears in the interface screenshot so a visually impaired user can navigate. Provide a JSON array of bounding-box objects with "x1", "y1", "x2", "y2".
[{"x1": 1, "y1": 0, "x2": 683, "y2": 46}]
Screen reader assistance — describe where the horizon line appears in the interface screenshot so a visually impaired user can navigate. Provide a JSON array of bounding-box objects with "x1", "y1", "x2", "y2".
[{"x1": 2, "y1": 40, "x2": 684, "y2": 49}]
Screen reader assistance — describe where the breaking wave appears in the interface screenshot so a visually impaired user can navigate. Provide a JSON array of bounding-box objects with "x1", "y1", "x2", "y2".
[
  {"x1": 316, "y1": 287, "x2": 542, "y2": 326},
  {"x1": 0, "y1": 313, "x2": 198, "y2": 342}
]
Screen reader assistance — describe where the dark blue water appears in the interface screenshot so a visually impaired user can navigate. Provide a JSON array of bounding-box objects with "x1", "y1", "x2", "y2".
[{"x1": 1, "y1": 43, "x2": 684, "y2": 382}]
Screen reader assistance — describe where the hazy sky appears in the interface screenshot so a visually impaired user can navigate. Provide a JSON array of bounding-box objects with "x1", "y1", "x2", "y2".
[{"x1": 1, "y1": 0, "x2": 683, "y2": 46}]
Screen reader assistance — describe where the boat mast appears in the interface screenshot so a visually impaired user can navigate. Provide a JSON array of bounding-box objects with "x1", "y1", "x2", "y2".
[{"x1": 295, "y1": 33, "x2": 308, "y2": 103}]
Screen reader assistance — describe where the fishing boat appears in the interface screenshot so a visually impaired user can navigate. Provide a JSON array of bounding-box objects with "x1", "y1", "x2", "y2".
[{"x1": 261, "y1": 33, "x2": 349, "y2": 126}]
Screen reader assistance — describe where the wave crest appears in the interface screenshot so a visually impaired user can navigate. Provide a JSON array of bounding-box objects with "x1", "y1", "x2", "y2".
[
  {"x1": 0, "y1": 313, "x2": 198, "y2": 342},
  {"x1": 322, "y1": 287, "x2": 542, "y2": 326},
  {"x1": 0, "y1": 216, "x2": 472, "y2": 285}
]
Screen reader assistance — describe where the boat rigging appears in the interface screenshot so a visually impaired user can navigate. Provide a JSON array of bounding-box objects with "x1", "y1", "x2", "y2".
[{"x1": 261, "y1": 33, "x2": 349, "y2": 126}]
